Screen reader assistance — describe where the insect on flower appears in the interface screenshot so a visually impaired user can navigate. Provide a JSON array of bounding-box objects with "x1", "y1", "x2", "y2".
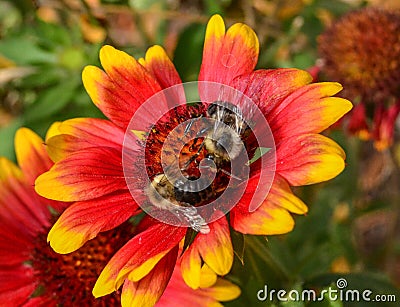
[
  {"x1": 34, "y1": 14, "x2": 352, "y2": 304},
  {"x1": 181, "y1": 100, "x2": 254, "y2": 184},
  {"x1": 145, "y1": 98, "x2": 254, "y2": 234},
  {"x1": 146, "y1": 173, "x2": 211, "y2": 234},
  {"x1": 204, "y1": 101, "x2": 252, "y2": 163}
]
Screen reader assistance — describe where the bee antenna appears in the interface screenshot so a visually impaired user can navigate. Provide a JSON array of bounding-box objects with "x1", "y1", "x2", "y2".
[{"x1": 219, "y1": 168, "x2": 243, "y2": 181}]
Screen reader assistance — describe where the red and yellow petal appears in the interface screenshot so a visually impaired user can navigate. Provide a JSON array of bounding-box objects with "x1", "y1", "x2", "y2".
[
  {"x1": 138, "y1": 45, "x2": 186, "y2": 109},
  {"x1": 99, "y1": 45, "x2": 160, "y2": 98},
  {"x1": 57, "y1": 118, "x2": 124, "y2": 148},
  {"x1": 35, "y1": 147, "x2": 125, "y2": 201},
  {"x1": 139, "y1": 45, "x2": 183, "y2": 92},
  {"x1": 83, "y1": 46, "x2": 165, "y2": 129},
  {"x1": 269, "y1": 82, "x2": 352, "y2": 138},
  {"x1": 230, "y1": 174, "x2": 306, "y2": 235},
  {"x1": 348, "y1": 103, "x2": 370, "y2": 139},
  {"x1": 199, "y1": 14, "x2": 259, "y2": 86},
  {"x1": 45, "y1": 118, "x2": 125, "y2": 162},
  {"x1": 199, "y1": 264, "x2": 218, "y2": 288},
  {"x1": 195, "y1": 217, "x2": 233, "y2": 276},
  {"x1": 158, "y1": 264, "x2": 240, "y2": 307},
  {"x1": 232, "y1": 69, "x2": 313, "y2": 115},
  {"x1": 45, "y1": 121, "x2": 62, "y2": 141},
  {"x1": 267, "y1": 175, "x2": 308, "y2": 214},
  {"x1": 234, "y1": 173, "x2": 307, "y2": 215},
  {"x1": 373, "y1": 102, "x2": 400, "y2": 151},
  {"x1": 46, "y1": 134, "x2": 88, "y2": 163},
  {"x1": 121, "y1": 247, "x2": 178, "y2": 307},
  {"x1": 0, "y1": 157, "x2": 23, "y2": 183},
  {"x1": 47, "y1": 190, "x2": 139, "y2": 254},
  {"x1": 181, "y1": 216, "x2": 233, "y2": 289},
  {"x1": 180, "y1": 255, "x2": 220, "y2": 289},
  {"x1": 82, "y1": 65, "x2": 140, "y2": 129},
  {"x1": 276, "y1": 133, "x2": 346, "y2": 186},
  {"x1": 200, "y1": 278, "x2": 241, "y2": 302},
  {"x1": 231, "y1": 200, "x2": 294, "y2": 235},
  {"x1": 0, "y1": 160, "x2": 50, "y2": 234},
  {"x1": 180, "y1": 242, "x2": 202, "y2": 289},
  {"x1": 93, "y1": 221, "x2": 186, "y2": 298},
  {"x1": 14, "y1": 128, "x2": 53, "y2": 185}
]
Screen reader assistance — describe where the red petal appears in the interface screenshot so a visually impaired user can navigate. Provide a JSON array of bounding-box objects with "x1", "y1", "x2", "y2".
[
  {"x1": 46, "y1": 118, "x2": 125, "y2": 162},
  {"x1": 82, "y1": 46, "x2": 165, "y2": 129},
  {"x1": 93, "y1": 220, "x2": 186, "y2": 297},
  {"x1": 276, "y1": 133, "x2": 346, "y2": 186},
  {"x1": 35, "y1": 147, "x2": 125, "y2": 201},
  {"x1": 47, "y1": 190, "x2": 139, "y2": 254},
  {"x1": 373, "y1": 101, "x2": 400, "y2": 150},
  {"x1": 232, "y1": 69, "x2": 312, "y2": 115},
  {"x1": 268, "y1": 83, "x2": 352, "y2": 139},
  {"x1": 199, "y1": 15, "x2": 259, "y2": 86},
  {"x1": 139, "y1": 45, "x2": 182, "y2": 87},
  {"x1": 121, "y1": 247, "x2": 178, "y2": 307},
  {"x1": 14, "y1": 128, "x2": 53, "y2": 185},
  {"x1": 0, "y1": 171, "x2": 50, "y2": 236}
]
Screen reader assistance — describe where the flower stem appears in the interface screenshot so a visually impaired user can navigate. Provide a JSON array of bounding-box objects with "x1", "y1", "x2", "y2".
[{"x1": 245, "y1": 235, "x2": 292, "y2": 283}]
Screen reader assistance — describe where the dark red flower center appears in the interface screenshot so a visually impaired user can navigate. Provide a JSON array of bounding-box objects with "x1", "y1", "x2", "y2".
[
  {"x1": 318, "y1": 7, "x2": 400, "y2": 103},
  {"x1": 30, "y1": 221, "x2": 134, "y2": 305},
  {"x1": 144, "y1": 103, "x2": 256, "y2": 209}
]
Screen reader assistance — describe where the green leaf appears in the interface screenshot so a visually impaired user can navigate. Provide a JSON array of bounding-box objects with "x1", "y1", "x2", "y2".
[
  {"x1": 173, "y1": 23, "x2": 205, "y2": 81},
  {"x1": 19, "y1": 66, "x2": 64, "y2": 88},
  {"x1": 22, "y1": 77, "x2": 79, "y2": 123},
  {"x1": 129, "y1": 0, "x2": 162, "y2": 9},
  {"x1": 0, "y1": 37, "x2": 56, "y2": 65},
  {"x1": 0, "y1": 118, "x2": 23, "y2": 161},
  {"x1": 231, "y1": 228, "x2": 245, "y2": 265},
  {"x1": 245, "y1": 235, "x2": 291, "y2": 283},
  {"x1": 35, "y1": 19, "x2": 73, "y2": 48},
  {"x1": 247, "y1": 147, "x2": 272, "y2": 165},
  {"x1": 203, "y1": 0, "x2": 223, "y2": 15}
]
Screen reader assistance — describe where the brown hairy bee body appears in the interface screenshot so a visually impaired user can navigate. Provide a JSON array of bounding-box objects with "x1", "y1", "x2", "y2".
[
  {"x1": 145, "y1": 101, "x2": 252, "y2": 234},
  {"x1": 203, "y1": 101, "x2": 251, "y2": 166},
  {"x1": 181, "y1": 101, "x2": 252, "y2": 170},
  {"x1": 146, "y1": 174, "x2": 210, "y2": 234},
  {"x1": 174, "y1": 175, "x2": 215, "y2": 205}
]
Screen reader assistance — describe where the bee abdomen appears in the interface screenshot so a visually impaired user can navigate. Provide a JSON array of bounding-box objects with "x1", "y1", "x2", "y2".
[{"x1": 174, "y1": 176, "x2": 214, "y2": 205}]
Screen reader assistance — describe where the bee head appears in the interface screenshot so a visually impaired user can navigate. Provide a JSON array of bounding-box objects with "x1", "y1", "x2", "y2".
[
  {"x1": 152, "y1": 174, "x2": 170, "y2": 187},
  {"x1": 207, "y1": 101, "x2": 248, "y2": 134},
  {"x1": 207, "y1": 101, "x2": 239, "y2": 117}
]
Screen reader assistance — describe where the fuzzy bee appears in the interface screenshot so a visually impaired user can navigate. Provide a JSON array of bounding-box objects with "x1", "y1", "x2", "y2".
[
  {"x1": 146, "y1": 174, "x2": 211, "y2": 234},
  {"x1": 183, "y1": 101, "x2": 252, "y2": 174},
  {"x1": 203, "y1": 101, "x2": 250, "y2": 164}
]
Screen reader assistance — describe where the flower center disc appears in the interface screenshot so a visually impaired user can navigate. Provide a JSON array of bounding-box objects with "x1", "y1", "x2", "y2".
[
  {"x1": 122, "y1": 81, "x2": 276, "y2": 228},
  {"x1": 30, "y1": 222, "x2": 134, "y2": 305}
]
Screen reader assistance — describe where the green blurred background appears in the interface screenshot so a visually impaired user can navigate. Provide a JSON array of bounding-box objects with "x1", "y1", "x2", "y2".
[{"x1": 1, "y1": 0, "x2": 399, "y2": 306}]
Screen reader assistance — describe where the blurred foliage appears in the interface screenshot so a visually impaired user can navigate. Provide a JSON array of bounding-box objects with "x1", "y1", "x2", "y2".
[{"x1": 1, "y1": 0, "x2": 399, "y2": 306}]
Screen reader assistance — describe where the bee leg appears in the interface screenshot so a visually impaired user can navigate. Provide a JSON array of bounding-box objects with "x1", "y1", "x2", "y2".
[
  {"x1": 173, "y1": 205, "x2": 210, "y2": 234},
  {"x1": 184, "y1": 120, "x2": 194, "y2": 135},
  {"x1": 189, "y1": 215, "x2": 210, "y2": 234},
  {"x1": 182, "y1": 141, "x2": 205, "y2": 170},
  {"x1": 219, "y1": 168, "x2": 243, "y2": 181}
]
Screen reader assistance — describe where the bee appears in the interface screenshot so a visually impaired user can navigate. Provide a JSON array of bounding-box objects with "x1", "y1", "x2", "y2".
[
  {"x1": 146, "y1": 174, "x2": 211, "y2": 234},
  {"x1": 174, "y1": 174, "x2": 215, "y2": 205},
  {"x1": 205, "y1": 101, "x2": 251, "y2": 162},
  {"x1": 183, "y1": 101, "x2": 252, "y2": 172}
]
